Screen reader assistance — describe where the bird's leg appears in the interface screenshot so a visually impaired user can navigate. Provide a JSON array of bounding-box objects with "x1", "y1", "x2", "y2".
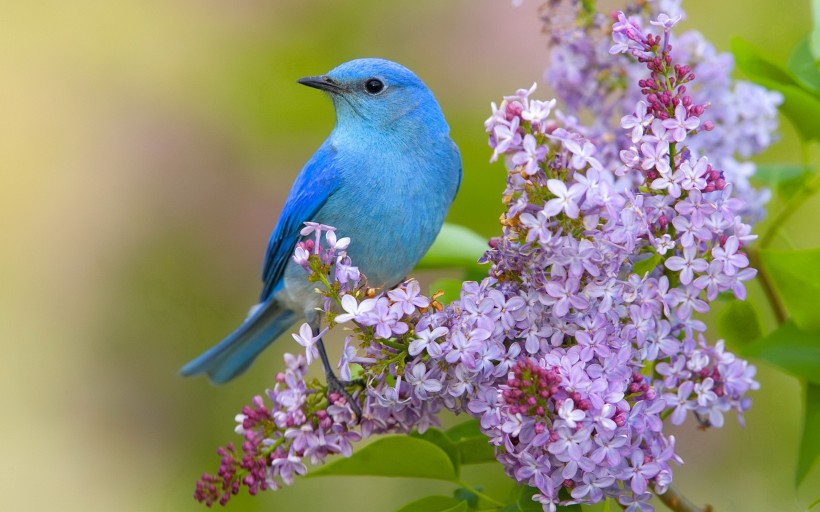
[{"x1": 315, "y1": 335, "x2": 363, "y2": 420}]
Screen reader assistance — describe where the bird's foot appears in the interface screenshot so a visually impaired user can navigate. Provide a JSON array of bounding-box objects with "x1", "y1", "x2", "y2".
[{"x1": 325, "y1": 372, "x2": 364, "y2": 422}]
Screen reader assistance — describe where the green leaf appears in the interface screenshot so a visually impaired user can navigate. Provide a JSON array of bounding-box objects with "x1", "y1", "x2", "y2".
[
  {"x1": 732, "y1": 37, "x2": 799, "y2": 87},
  {"x1": 772, "y1": 81, "x2": 820, "y2": 141},
  {"x1": 602, "y1": 498, "x2": 618, "y2": 512},
  {"x1": 733, "y1": 37, "x2": 820, "y2": 142},
  {"x1": 741, "y1": 321, "x2": 820, "y2": 385},
  {"x1": 789, "y1": 38, "x2": 820, "y2": 94},
  {"x1": 395, "y1": 496, "x2": 468, "y2": 512},
  {"x1": 760, "y1": 249, "x2": 820, "y2": 331},
  {"x1": 753, "y1": 163, "x2": 809, "y2": 185},
  {"x1": 309, "y1": 436, "x2": 458, "y2": 481},
  {"x1": 632, "y1": 252, "x2": 662, "y2": 277},
  {"x1": 452, "y1": 487, "x2": 480, "y2": 509},
  {"x1": 717, "y1": 300, "x2": 762, "y2": 347},
  {"x1": 501, "y1": 486, "x2": 582, "y2": 512},
  {"x1": 445, "y1": 419, "x2": 496, "y2": 465},
  {"x1": 501, "y1": 485, "x2": 542, "y2": 512},
  {"x1": 797, "y1": 383, "x2": 820, "y2": 486},
  {"x1": 445, "y1": 419, "x2": 483, "y2": 442},
  {"x1": 751, "y1": 164, "x2": 813, "y2": 200},
  {"x1": 429, "y1": 278, "x2": 464, "y2": 306},
  {"x1": 811, "y1": 0, "x2": 820, "y2": 62},
  {"x1": 456, "y1": 436, "x2": 497, "y2": 465},
  {"x1": 418, "y1": 223, "x2": 489, "y2": 273},
  {"x1": 411, "y1": 428, "x2": 460, "y2": 475}
]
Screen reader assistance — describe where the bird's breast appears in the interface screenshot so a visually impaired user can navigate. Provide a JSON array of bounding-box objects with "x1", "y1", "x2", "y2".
[{"x1": 318, "y1": 140, "x2": 459, "y2": 288}]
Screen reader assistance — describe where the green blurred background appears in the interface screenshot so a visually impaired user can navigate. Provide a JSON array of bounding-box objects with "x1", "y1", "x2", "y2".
[{"x1": 2, "y1": 1, "x2": 818, "y2": 511}]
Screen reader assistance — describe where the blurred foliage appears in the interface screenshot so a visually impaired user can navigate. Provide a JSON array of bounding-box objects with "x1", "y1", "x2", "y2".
[
  {"x1": 2, "y1": 1, "x2": 820, "y2": 512},
  {"x1": 730, "y1": 17, "x2": 820, "y2": 490}
]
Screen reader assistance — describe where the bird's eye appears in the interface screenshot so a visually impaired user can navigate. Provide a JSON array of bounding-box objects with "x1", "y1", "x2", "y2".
[{"x1": 364, "y1": 78, "x2": 385, "y2": 95}]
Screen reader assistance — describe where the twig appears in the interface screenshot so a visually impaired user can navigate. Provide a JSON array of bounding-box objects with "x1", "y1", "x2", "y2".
[
  {"x1": 758, "y1": 147, "x2": 818, "y2": 250},
  {"x1": 746, "y1": 248, "x2": 787, "y2": 324},
  {"x1": 658, "y1": 485, "x2": 713, "y2": 512}
]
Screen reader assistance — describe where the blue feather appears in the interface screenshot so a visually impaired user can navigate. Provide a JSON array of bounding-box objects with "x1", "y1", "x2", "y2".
[
  {"x1": 179, "y1": 301, "x2": 297, "y2": 384},
  {"x1": 181, "y1": 58, "x2": 462, "y2": 384},
  {"x1": 260, "y1": 140, "x2": 340, "y2": 302}
]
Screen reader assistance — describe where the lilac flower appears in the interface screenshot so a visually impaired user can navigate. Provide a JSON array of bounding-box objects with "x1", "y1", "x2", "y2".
[
  {"x1": 712, "y1": 236, "x2": 749, "y2": 275},
  {"x1": 545, "y1": 277, "x2": 588, "y2": 317},
  {"x1": 665, "y1": 381, "x2": 694, "y2": 425},
  {"x1": 651, "y1": 13, "x2": 682, "y2": 30},
  {"x1": 572, "y1": 472, "x2": 616, "y2": 502},
  {"x1": 292, "y1": 246, "x2": 310, "y2": 268},
  {"x1": 291, "y1": 323, "x2": 324, "y2": 365},
  {"x1": 513, "y1": 134, "x2": 548, "y2": 175},
  {"x1": 335, "y1": 294, "x2": 376, "y2": 324},
  {"x1": 408, "y1": 326, "x2": 448, "y2": 357},
  {"x1": 271, "y1": 455, "x2": 307, "y2": 485},
  {"x1": 360, "y1": 298, "x2": 408, "y2": 338},
  {"x1": 641, "y1": 141, "x2": 671, "y2": 174},
  {"x1": 677, "y1": 157, "x2": 709, "y2": 191},
  {"x1": 491, "y1": 116, "x2": 521, "y2": 161},
  {"x1": 564, "y1": 139, "x2": 603, "y2": 171},
  {"x1": 623, "y1": 449, "x2": 660, "y2": 495},
  {"x1": 654, "y1": 234, "x2": 675, "y2": 255},
  {"x1": 372, "y1": 376, "x2": 410, "y2": 410},
  {"x1": 198, "y1": 4, "x2": 768, "y2": 509},
  {"x1": 662, "y1": 103, "x2": 700, "y2": 142},
  {"x1": 325, "y1": 230, "x2": 350, "y2": 251},
  {"x1": 650, "y1": 169, "x2": 682, "y2": 198},
  {"x1": 620, "y1": 492, "x2": 655, "y2": 512},
  {"x1": 387, "y1": 280, "x2": 429, "y2": 315},
  {"x1": 665, "y1": 245, "x2": 708, "y2": 285},
  {"x1": 522, "y1": 97, "x2": 557, "y2": 130},
  {"x1": 544, "y1": 179, "x2": 584, "y2": 219},
  {"x1": 675, "y1": 189, "x2": 715, "y2": 227},
  {"x1": 519, "y1": 209, "x2": 554, "y2": 245},
  {"x1": 558, "y1": 398, "x2": 586, "y2": 428},
  {"x1": 621, "y1": 101, "x2": 654, "y2": 143},
  {"x1": 300, "y1": 222, "x2": 335, "y2": 251},
  {"x1": 405, "y1": 362, "x2": 443, "y2": 399}
]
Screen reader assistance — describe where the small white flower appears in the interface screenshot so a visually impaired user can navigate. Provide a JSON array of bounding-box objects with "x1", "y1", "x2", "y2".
[
  {"x1": 335, "y1": 294, "x2": 376, "y2": 324},
  {"x1": 655, "y1": 234, "x2": 675, "y2": 255},
  {"x1": 326, "y1": 230, "x2": 350, "y2": 251},
  {"x1": 291, "y1": 323, "x2": 326, "y2": 365}
]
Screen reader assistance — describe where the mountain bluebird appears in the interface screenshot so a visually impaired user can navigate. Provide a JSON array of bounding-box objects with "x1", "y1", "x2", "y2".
[{"x1": 181, "y1": 58, "x2": 462, "y2": 397}]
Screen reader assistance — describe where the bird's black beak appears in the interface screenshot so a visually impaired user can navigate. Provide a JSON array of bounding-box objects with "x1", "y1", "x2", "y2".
[{"x1": 297, "y1": 75, "x2": 344, "y2": 93}]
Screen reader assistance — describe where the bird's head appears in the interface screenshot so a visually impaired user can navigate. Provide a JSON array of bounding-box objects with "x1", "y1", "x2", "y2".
[{"x1": 298, "y1": 58, "x2": 447, "y2": 135}]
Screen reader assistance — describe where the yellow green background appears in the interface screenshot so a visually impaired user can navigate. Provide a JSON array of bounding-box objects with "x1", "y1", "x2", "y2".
[{"x1": 2, "y1": 1, "x2": 818, "y2": 511}]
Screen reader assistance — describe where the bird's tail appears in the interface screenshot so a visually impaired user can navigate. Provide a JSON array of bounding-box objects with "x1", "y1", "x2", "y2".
[{"x1": 180, "y1": 300, "x2": 298, "y2": 384}]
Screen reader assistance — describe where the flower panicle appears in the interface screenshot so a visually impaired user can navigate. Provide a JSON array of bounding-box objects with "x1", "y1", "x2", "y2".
[{"x1": 196, "y1": 2, "x2": 768, "y2": 510}]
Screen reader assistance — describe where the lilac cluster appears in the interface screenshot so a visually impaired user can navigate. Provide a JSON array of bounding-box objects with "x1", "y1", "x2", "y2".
[
  {"x1": 476, "y1": 10, "x2": 759, "y2": 511},
  {"x1": 195, "y1": 4, "x2": 767, "y2": 511},
  {"x1": 194, "y1": 353, "x2": 362, "y2": 506},
  {"x1": 193, "y1": 226, "x2": 463, "y2": 507},
  {"x1": 537, "y1": 0, "x2": 781, "y2": 222}
]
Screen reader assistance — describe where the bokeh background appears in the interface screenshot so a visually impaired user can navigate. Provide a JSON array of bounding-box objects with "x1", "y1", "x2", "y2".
[{"x1": 3, "y1": 1, "x2": 819, "y2": 511}]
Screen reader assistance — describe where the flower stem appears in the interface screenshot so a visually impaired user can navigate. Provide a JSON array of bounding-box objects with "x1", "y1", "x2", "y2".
[
  {"x1": 379, "y1": 339, "x2": 406, "y2": 351},
  {"x1": 749, "y1": 142, "x2": 817, "y2": 324},
  {"x1": 758, "y1": 145, "x2": 819, "y2": 249},
  {"x1": 746, "y1": 248, "x2": 787, "y2": 324},
  {"x1": 455, "y1": 480, "x2": 505, "y2": 508},
  {"x1": 657, "y1": 485, "x2": 713, "y2": 512}
]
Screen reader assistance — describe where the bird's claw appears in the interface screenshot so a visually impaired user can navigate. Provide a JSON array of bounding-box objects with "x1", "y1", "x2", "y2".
[{"x1": 325, "y1": 372, "x2": 363, "y2": 422}]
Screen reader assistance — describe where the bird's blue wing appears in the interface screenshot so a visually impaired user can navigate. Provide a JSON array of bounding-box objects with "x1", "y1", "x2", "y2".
[{"x1": 260, "y1": 140, "x2": 340, "y2": 301}]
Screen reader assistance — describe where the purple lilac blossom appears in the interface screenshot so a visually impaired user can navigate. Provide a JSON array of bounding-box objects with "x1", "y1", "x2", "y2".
[
  {"x1": 475, "y1": 7, "x2": 759, "y2": 509},
  {"x1": 196, "y1": 3, "x2": 766, "y2": 509},
  {"x1": 538, "y1": 0, "x2": 781, "y2": 223}
]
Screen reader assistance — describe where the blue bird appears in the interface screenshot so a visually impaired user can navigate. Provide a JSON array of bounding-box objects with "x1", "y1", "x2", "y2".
[{"x1": 181, "y1": 58, "x2": 462, "y2": 394}]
